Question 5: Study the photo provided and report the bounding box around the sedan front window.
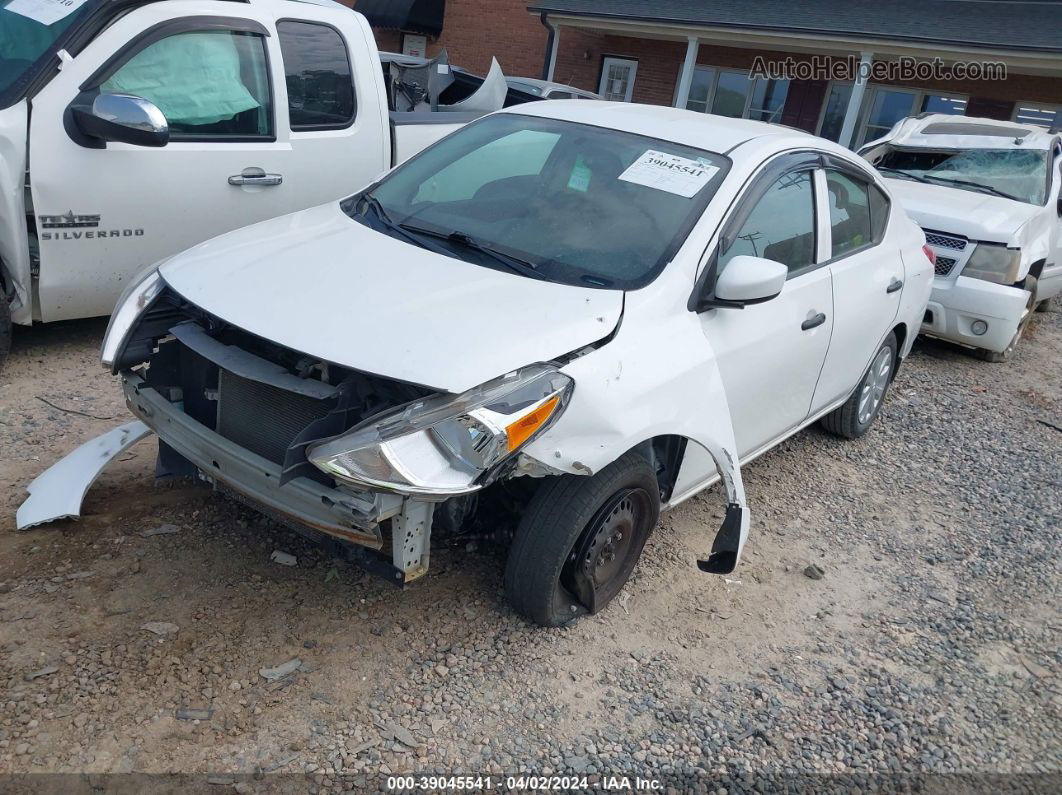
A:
[350,114,730,289]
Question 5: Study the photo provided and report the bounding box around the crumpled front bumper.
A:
[920,275,1028,353]
[122,371,386,550]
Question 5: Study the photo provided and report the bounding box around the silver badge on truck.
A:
[39,210,144,241]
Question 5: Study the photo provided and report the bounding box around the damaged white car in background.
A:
[19,102,932,625]
[861,114,1062,361]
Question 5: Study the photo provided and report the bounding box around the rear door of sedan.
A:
[810,161,903,411]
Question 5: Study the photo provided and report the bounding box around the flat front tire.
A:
[504,452,660,627]
[821,332,897,440]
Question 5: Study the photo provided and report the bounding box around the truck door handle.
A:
[228,168,283,187]
[801,312,827,331]
[886,278,904,294]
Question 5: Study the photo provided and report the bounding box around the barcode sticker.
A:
[618,150,719,197]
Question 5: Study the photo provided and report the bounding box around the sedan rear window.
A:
[351,114,730,289]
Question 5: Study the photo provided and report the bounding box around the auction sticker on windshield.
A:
[618,150,720,198]
[6,0,89,25]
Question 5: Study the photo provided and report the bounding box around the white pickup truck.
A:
[0,0,529,363]
[860,114,1062,361]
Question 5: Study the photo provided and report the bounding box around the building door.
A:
[599,57,638,102]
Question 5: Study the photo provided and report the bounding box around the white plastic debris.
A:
[141,622,179,636]
[270,550,297,567]
[141,524,179,537]
[259,658,302,681]
[17,420,153,530]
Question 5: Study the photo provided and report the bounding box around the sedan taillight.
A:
[922,244,936,266]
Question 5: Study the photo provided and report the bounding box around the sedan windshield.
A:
[349,114,730,289]
[875,145,1049,205]
[0,0,92,105]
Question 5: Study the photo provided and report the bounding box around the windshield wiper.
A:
[920,175,1024,202]
[400,224,546,280]
[354,195,450,254]
[876,166,931,184]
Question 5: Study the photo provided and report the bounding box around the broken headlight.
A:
[308,365,573,497]
[100,265,165,372]
[963,243,1022,285]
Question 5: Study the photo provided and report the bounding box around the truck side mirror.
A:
[72,93,169,148]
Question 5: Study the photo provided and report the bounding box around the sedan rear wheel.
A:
[820,332,897,440]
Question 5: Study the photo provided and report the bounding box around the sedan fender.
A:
[521,309,750,574]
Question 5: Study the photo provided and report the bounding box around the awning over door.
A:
[356,0,446,36]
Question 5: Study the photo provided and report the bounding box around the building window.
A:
[818,83,853,143]
[1013,102,1062,128]
[921,94,967,115]
[818,83,966,145]
[599,57,638,102]
[748,76,789,122]
[685,67,789,123]
[861,87,920,143]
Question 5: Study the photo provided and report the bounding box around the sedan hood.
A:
[884,178,1040,244]
[159,202,623,393]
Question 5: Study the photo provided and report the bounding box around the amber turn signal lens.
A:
[505,395,560,452]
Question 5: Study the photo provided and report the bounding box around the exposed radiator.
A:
[216,369,334,464]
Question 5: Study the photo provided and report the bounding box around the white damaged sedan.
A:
[20,102,932,625]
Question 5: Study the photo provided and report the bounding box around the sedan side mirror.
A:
[72,93,169,147]
[714,255,788,304]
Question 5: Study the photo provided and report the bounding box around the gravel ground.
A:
[0,308,1059,793]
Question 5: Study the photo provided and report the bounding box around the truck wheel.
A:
[0,295,11,370]
[821,332,897,440]
[504,452,660,627]
[977,276,1037,363]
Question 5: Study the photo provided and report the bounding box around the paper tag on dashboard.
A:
[618,150,719,198]
[6,0,89,25]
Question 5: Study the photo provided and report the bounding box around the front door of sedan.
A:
[700,159,834,457]
[810,166,902,411]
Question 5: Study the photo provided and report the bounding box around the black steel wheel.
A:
[504,452,660,626]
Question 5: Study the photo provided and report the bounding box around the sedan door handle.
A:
[801,312,827,331]
[886,278,904,294]
[228,168,283,187]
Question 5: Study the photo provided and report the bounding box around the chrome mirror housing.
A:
[73,93,169,147]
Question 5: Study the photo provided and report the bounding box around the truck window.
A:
[277,20,356,130]
[100,30,272,139]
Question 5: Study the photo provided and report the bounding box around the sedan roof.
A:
[498,100,821,155]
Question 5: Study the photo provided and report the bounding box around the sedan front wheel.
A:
[504,452,660,627]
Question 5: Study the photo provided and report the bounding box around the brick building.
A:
[347,0,1062,148]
